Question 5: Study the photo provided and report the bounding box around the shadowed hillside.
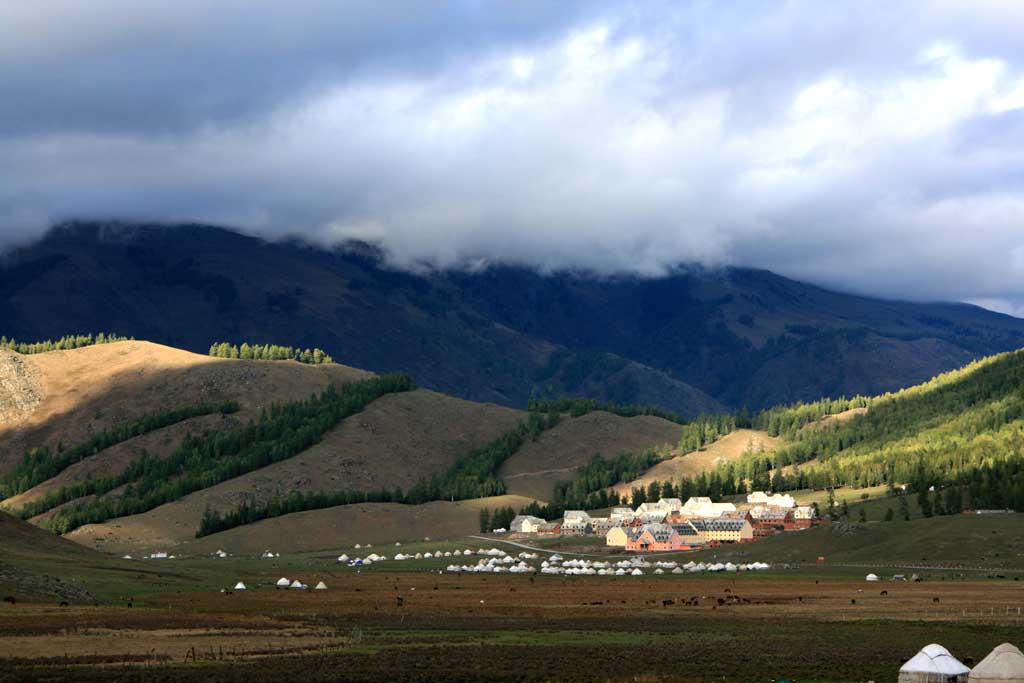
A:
[4,222,1024,413]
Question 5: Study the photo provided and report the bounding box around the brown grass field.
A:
[499,411,682,501]
[0,341,371,477]
[2,570,1023,682]
[612,428,781,496]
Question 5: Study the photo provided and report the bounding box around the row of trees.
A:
[526,397,684,423]
[0,401,239,499]
[1,333,129,355]
[198,487,405,537]
[479,506,518,533]
[40,375,413,534]
[208,342,333,364]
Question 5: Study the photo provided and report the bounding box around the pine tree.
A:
[479,508,491,533]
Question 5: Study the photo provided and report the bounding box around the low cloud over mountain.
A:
[1,2,1023,312]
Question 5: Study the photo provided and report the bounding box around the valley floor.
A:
[2,566,1023,683]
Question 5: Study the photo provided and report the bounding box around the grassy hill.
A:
[611,428,781,498]
[0,340,371,476]
[687,513,1024,572]
[0,511,123,602]
[499,411,682,500]
[0,340,688,554]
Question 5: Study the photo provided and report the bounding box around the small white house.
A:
[510,515,546,534]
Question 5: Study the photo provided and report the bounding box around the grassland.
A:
[3,568,1023,682]
[498,410,681,500]
[5,506,1024,682]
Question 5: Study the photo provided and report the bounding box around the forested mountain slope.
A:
[626,350,1024,513]
[4,221,1024,413]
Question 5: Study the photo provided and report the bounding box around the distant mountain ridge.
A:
[2,221,1023,414]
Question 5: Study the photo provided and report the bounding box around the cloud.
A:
[1,1,1023,312]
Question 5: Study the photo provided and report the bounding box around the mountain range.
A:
[3,221,1024,415]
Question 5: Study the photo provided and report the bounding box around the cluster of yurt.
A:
[274,577,308,589]
[899,644,1024,683]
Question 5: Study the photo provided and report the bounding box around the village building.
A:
[749,507,796,533]
[561,518,592,536]
[681,497,737,518]
[588,517,614,533]
[670,521,702,548]
[747,491,797,508]
[563,510,591,523]
[609,506,636,521]
[792,505,816,528]
[510,515,546,534]
[605,525,637,547]
[637,511,669,524]
[636,497,685,517]
[536,521,561,535]
[625,523,678,552]
[689,517,754,544]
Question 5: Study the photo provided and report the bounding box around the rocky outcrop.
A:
[0,350,40,426]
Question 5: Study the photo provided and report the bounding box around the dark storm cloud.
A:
[1,1,1023,313]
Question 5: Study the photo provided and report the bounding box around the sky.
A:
[1,1,1024,314]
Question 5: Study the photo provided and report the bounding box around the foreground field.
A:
[2,571,1023,683]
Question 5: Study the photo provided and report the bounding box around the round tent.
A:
[866,573,880,582]
[314,581,328,591]
[276,577,291,588]
[899,644,970,683]
[234,582,247,591]
[969,643,1024,683]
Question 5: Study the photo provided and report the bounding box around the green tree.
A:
[479,508,491,533]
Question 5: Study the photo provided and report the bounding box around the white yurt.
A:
[234,582,247,591]
[276,577,291,588]
[969,643,1024,682]
[314,581,328,591]
[866,573,880,582]
[899,644,970,683]
[290,579,305,590]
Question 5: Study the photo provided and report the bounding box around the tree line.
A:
[38,375,413,534]
[526,397,685,423]
[208,342,333,364]
[0,401,240,499]
[1,333,130,355]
